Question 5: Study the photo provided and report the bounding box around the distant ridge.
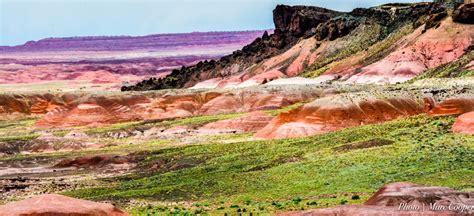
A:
[0,30,270,52]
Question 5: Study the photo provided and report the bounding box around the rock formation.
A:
[254,92,424,139]
[123,2,474,90]
[35,95,147,127]
[0,194,129,216]
[428,97,474,115]
[279,182,474,216]
[122,5,341,90]
[453,3,474,24]
[345,17,473,84]
[0,86,318,127]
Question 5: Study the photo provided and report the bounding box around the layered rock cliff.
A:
[123,2,473,91]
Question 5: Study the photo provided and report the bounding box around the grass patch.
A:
[303,23,383,78]
[410,50,474,81]
[84,113,247,136]
[264,102,305,116]
[303,22,413,78]
[0,133,39,143]
[63,114,473,214]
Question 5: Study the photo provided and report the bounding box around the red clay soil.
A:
[192,37,321,89]
[427,97,474,116]
[198,91,306,115]
[254,95,424,139]
[0,88,313,128]
[0,194,129,216]
[345,18,474,84]
[452,111,474,134]
[199,111,273,133]
[0,93,81,116]
[53,154,130,168]
[279,182,474,216]
[133,92,221,120]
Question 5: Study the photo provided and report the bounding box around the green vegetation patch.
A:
[64,114,473,214]
[85,113,246,136]
[303,23,383,78]
[410,50,474,81]
[264,102,305,116]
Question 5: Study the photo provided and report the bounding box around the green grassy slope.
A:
[63,114,474,215]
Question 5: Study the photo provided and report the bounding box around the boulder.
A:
[0,194,129,216]
[364,182,472,207]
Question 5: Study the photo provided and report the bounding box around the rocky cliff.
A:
[122,5,341,90]
[123,2,473,91]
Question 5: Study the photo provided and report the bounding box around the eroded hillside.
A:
[124,2,474,91]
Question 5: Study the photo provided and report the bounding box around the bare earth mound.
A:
[255,92,424,139]
[199,111,273,134]
[0,194,129,216]
[452,111,474,134]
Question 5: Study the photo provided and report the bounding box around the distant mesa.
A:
[0,30,266,89]
[0,30,267,52]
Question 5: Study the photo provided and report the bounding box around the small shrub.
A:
[292,197,302,204]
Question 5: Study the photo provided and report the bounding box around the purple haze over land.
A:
[0,31,270,52]
[0,30,269,88]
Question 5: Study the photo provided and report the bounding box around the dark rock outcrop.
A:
[314,17,360,41]
[453,3,474,24]
[273,5,341,37]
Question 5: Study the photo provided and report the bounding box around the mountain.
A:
[123,2,473,91]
